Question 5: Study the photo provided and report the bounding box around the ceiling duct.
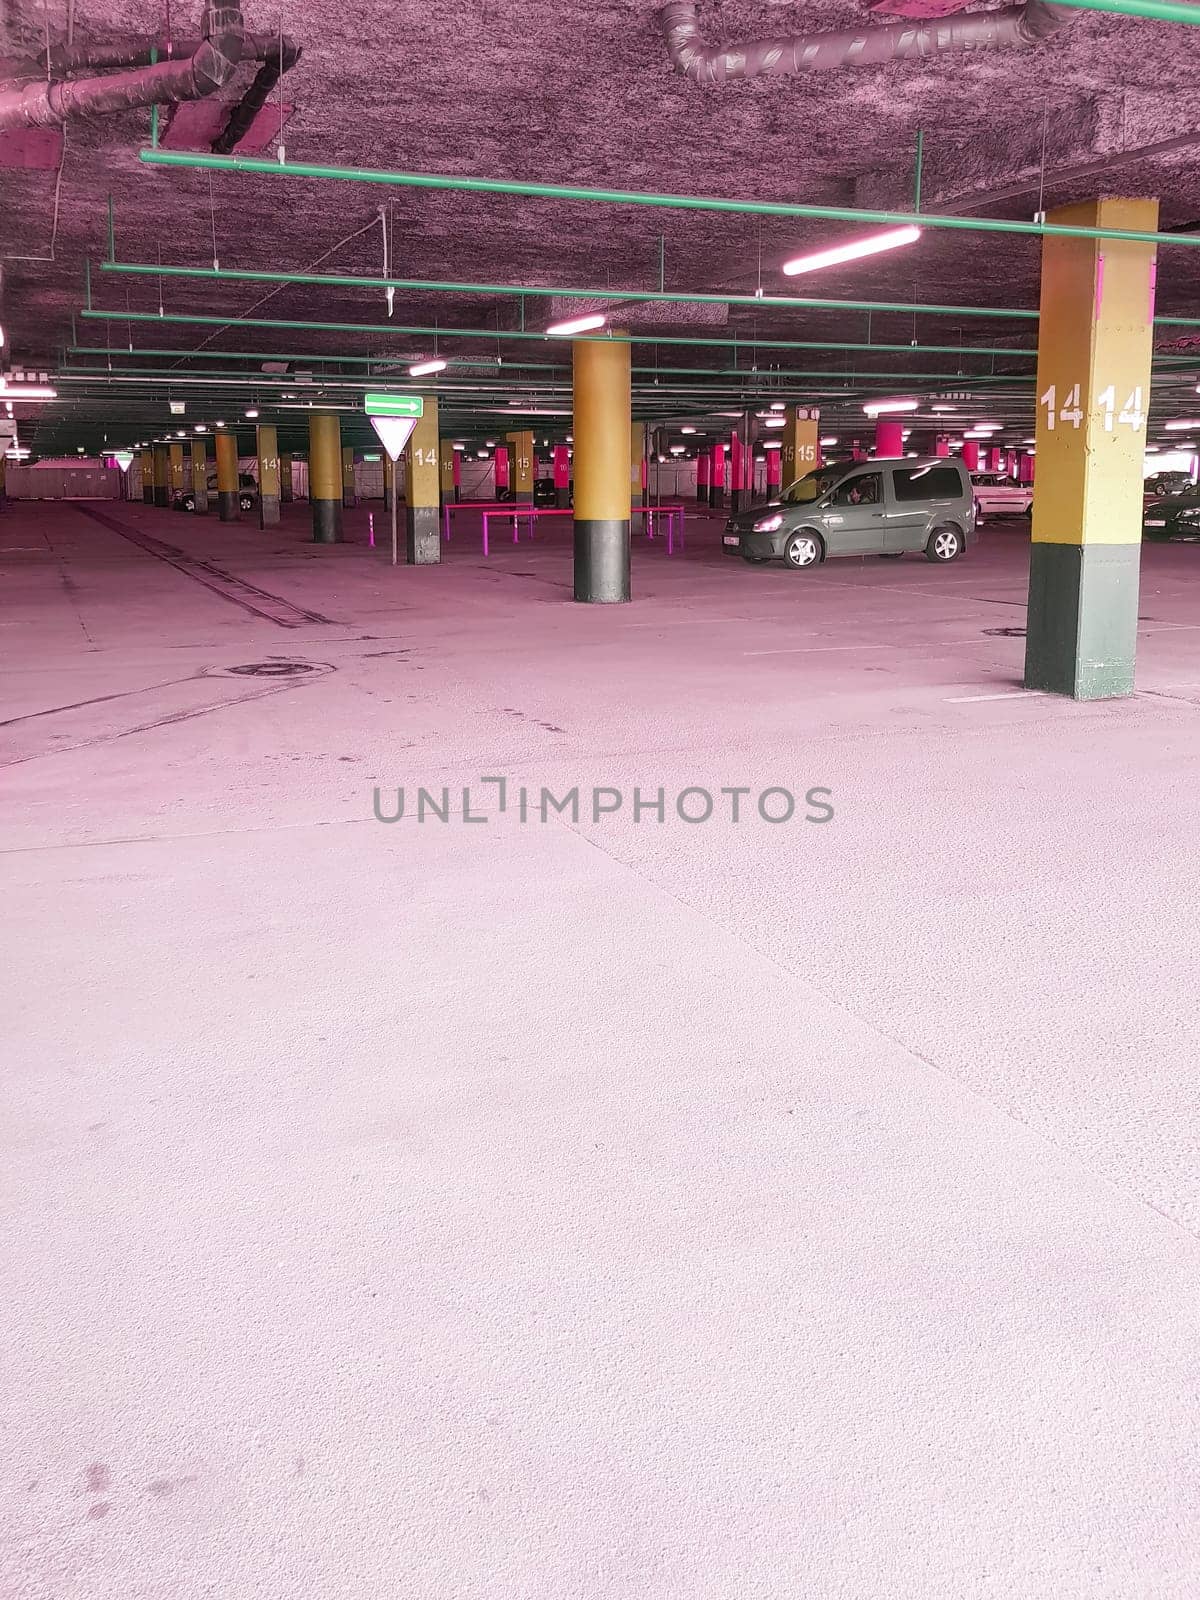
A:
[0,5,300,148]
[657,0,1077,81]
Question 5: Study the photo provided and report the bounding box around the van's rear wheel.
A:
[926,525,964,563]
[783,531,822,569]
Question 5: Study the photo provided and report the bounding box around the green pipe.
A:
[137,149,1200,250]
[100,259,1037,323]
[1054,0,1200,19]
[80,308,1038,357]
[66,348,1030,382]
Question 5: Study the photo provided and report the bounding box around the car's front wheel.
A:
[239,493,254,511]
[926,525,964,563]
[181,494,195,513]
[783,530,822,570]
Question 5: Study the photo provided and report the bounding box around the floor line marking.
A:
[944,689,1048,702]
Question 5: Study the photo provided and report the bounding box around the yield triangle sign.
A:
[370,415,418,460]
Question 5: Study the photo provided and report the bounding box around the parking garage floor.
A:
[4,501,1200,1599]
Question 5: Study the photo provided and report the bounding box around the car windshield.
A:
[780,465,846,504]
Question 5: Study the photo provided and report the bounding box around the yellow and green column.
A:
[439,441,457,505]
[214,430,240,521]
[341,443,356,509]
[572,333,631,603]
[506,430,534,505]
[140,447,154,504]
[1024,197,1158,700]
[405,397,441,564]
[279,451,293,504]
[152,443,170,507]
[780,407,821,491]
[309,414,343,543]
[257,424,281,528]
[631,420,648,512]
[168,443,186,507]
[190,438,209,514]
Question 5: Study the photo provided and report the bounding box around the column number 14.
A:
[1039,384,1144,432]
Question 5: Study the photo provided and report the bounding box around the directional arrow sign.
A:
[364,392,423,419]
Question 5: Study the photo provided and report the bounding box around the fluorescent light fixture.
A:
[680,425,696,434]
[194,423,207,432]
[782,224,921,278]
[770,402,786,411]
[931,405,957,413]
[408,358,447,377]
[863,397,919,416]
[169,400,185,415]
[452,442,465,451]
[477,450,489,458]
[973,422,1002,432]
[245,408,259,418]
[762,439,782,450]
[1163,418,1200,430]
[0,381,57,400]
[820,436,838,446]
[0,324,4,347]
[761,416,785,428]
[545,312,607,338]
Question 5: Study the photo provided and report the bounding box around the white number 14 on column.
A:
[1040,384,1144,432]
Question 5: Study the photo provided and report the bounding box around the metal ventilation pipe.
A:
[0,4,296,137]
[658,0,1077,82]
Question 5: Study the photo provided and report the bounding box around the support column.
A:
[140,448,154,503]
[280,452,293,503]
[0,450,6,511]
[765,445,782,497]
[214,431,239,521]
[553,444,571,507]
[190,439,209,514]
[709,442,725,510]
[696,448,710,507]
[152,444,170,507]
[572,333,631,604]
[439,442,456,506]
[506,430,534,505]
[309,414,343,543]
[341,445,356,509]
[1019,453,1036,485]
[630,421,647,513]
[1025,197,1157,700]
[405,397,440,564]
[452,447,462,502]
[874,420,904,457]
[935,435,951,458]
[962,440,981,472]
[257,424,281,527]
[729,430,745,515]
[494,446,510,500]
[780,407,820,490]
[168,443,186,506]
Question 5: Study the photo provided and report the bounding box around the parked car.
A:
[1143,492,1200,541]
[532,477,570,507]
[173,471,257,513]
[971,472,1033,519]
[722,457,975,568]
[1145,470,1193,498]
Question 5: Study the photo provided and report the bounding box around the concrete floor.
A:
[3,499,1199,1599]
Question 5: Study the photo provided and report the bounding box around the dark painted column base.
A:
[406,504,441,564]
[556,487,571,508]
[142,489,154,505]
[730,489,745,514]
[342,488,356,510]
[259,495,281,529]
[218,492,239,523]
[312,498,343,544]
[574,518,631,603]
[710,488,724,510]
[1024,540,1141,700]
[280,483,293,505]
[153,488,169,508]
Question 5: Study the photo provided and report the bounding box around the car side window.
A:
[831,473,882,507]
[894,466,965,501]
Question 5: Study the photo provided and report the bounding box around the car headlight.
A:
[1178,507,1200,519]
[753,513,784,532]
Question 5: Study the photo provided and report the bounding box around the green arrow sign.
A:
[364,392,423,418]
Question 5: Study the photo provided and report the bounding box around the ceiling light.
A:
[863,397,919,416]
[215,420,226,427]
[245,408,259,418]
[782,224,921,278]
[762,439,782,450]
[545,312,607,338]
[0,324,5,347]
[175,430,186,437]
[973,422,1002,432]
[1163,418,1200,430]
[408,358,447,377]
[820,436,838,446]
[931,405,957,413]
[770,402,786,411]
[680,425,696,434]
[194,423,207,432]
[0,381,57,400]
[761,416,785,428]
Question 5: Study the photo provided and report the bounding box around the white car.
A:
[971,473,1033,519]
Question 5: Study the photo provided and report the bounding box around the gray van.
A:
[722,456,975,569]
